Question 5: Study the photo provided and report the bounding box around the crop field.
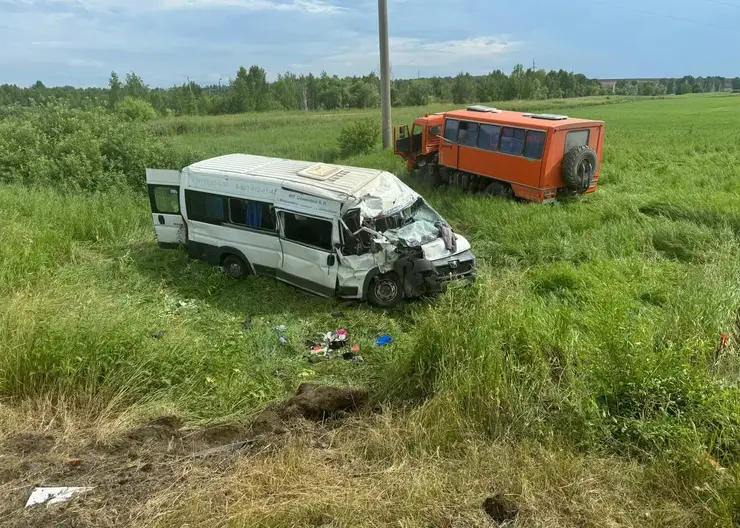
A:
[2,93,740,527]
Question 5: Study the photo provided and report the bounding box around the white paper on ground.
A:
[25,486,95,507]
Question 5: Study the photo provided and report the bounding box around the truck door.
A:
[394,125,411,155]
[276,210,339,298]
[146,169,185,248]
[439,118,460,169]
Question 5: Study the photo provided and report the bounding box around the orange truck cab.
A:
[394,106,605,203]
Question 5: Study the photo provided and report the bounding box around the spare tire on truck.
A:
[562,145,598,193]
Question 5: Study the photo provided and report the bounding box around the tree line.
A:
[2,65,739,118]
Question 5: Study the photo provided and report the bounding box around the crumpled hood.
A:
[422,233,472,261]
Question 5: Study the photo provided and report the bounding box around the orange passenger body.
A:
[394,106,605,203]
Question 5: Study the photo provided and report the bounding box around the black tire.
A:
[430,164,442,189]
[484,180,514,199]
[368,272,403,308]
[562,145,598,192]
[222,254,249,279]
[418,162,430,187]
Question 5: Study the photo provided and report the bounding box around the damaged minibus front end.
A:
[337,172,476,308]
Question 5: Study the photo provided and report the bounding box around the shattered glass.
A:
[384,219,440,247]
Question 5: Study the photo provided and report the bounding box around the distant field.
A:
[2,93,740,527]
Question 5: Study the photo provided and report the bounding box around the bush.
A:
[115,96,157,122]
[0,104,202,192]
[337,118,380,158]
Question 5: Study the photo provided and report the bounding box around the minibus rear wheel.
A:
[222,255,248,279]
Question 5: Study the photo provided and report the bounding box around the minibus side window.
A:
[281,212,333,251]
[229,198,275,231]
[185,190,226,224]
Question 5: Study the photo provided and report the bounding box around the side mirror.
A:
[327,254,336,267]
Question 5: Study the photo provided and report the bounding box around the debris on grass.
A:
[273,325,287,333]
[331,312,345,319]
[279,336,288,345]
[26,486,95,507]
[242,316,253,331]
[375,334,392,346]
[151,330,165,339]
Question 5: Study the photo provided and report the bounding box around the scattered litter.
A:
[26,487,95,507]
[331,312,345,319]
[242,317,253,331]
[279,337,288,345]
[304,329,366,364]
[273,325,288,333]
[342,352,365,362]
[325,329,348,350]
[151,331,164,339]
[175,299,196,309]
[62,457,83,466]
[375,334,393,346]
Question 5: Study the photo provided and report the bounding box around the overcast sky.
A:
[1,0,738,87]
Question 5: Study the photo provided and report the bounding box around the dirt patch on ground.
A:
[4,433,55,455]
[0,384,367,527]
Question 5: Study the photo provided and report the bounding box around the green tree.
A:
[108,72,122,111]
[452,72,475,104]
[123,72,148,100]
[115,97,157,121]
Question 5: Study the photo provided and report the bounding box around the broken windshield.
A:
[377,198,445,247]
[374,197,442,232]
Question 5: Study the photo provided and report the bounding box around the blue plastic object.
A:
[375,335,392,346]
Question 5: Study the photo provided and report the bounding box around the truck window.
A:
[443,119,459,142]
[458,121,478,147]
[523,130,546,160]
[477,124,501,151]
[429,125,441,136]
[229,198,275,231]
[500,127,526,155]
[151,186,180,214]
[185,190,226,224]
[565,129,590,152]
[281,212,333,251]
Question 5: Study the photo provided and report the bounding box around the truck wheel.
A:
[484,181,514,199]
[222,254,248,279]
[562,145,598,192]
[368,272,402,308]
[418,163,430,186]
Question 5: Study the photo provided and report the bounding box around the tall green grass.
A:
[1,95,740,519]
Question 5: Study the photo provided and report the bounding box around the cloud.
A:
[321,35,521,73]
[65,57,106,67]
[2,0,348,14]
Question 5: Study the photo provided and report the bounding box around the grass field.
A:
[2,93,740,527]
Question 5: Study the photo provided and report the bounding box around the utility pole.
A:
[378,0,392,149]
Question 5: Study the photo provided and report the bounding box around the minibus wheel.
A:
[368,272,402,308]
[222,255,248,279]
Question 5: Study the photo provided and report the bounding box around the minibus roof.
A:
[184,153,419,217]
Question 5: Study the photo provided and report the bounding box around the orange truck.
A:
[393,106,605,203]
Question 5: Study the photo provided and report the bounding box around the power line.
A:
[588,0,738,30]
